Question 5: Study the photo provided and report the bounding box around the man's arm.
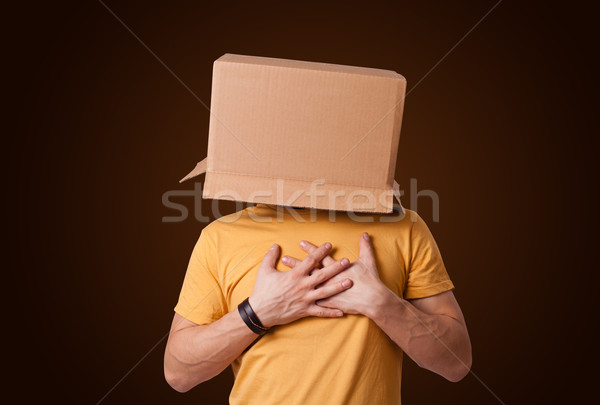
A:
[283,234,472,382]
[164,242,353,392]
[366,289,472,382]
[164,312,258,392]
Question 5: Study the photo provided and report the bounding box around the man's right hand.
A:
[249,242,353,328]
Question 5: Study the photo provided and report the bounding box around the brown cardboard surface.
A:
[203,171,394,212]
[181,54,407,213]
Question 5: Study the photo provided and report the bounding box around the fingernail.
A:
[336,311,344,317]
[282,256,289,263]
[270,244,277,250]
[324,242,332,249]
[300,240,306,247]
[342,279,351,288]
[340,258,349,266]
[363,232,369,240]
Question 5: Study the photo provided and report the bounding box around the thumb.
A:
[260,244,280,271]
[359,233,375,263]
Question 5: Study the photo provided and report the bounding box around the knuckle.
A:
[299,281,313,295]
[292,284,305,295]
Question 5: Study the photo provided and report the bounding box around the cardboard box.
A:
[180,54,406,213]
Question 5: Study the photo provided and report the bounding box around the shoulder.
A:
[200,206,256,239]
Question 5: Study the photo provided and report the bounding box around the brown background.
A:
[8,0,597,404]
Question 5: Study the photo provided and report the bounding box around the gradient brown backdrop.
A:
[8,1,597,404]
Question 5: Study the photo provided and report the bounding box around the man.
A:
[164,204,472,404]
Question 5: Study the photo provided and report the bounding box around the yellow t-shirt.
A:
[174,204,454,405]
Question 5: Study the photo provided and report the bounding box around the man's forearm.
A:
[366,288,472,382]
[164,310,257,392]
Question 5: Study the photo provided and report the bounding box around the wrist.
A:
[248,296,274,329]
[365,285,403,323]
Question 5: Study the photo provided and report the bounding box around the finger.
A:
[281,255,302,268]
[260,244,279,271]
[283,255,320,276]
[299,240,336,266]
[306,304,343,318]
[310,258,350,285]
[359,232,375,264]
[315,298,334,308]
[309,278,352,301]
[295,242,332,275]
[313,274,342,289]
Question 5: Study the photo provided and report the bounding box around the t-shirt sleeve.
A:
[174,228,228,325]
[404,214,455,300]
